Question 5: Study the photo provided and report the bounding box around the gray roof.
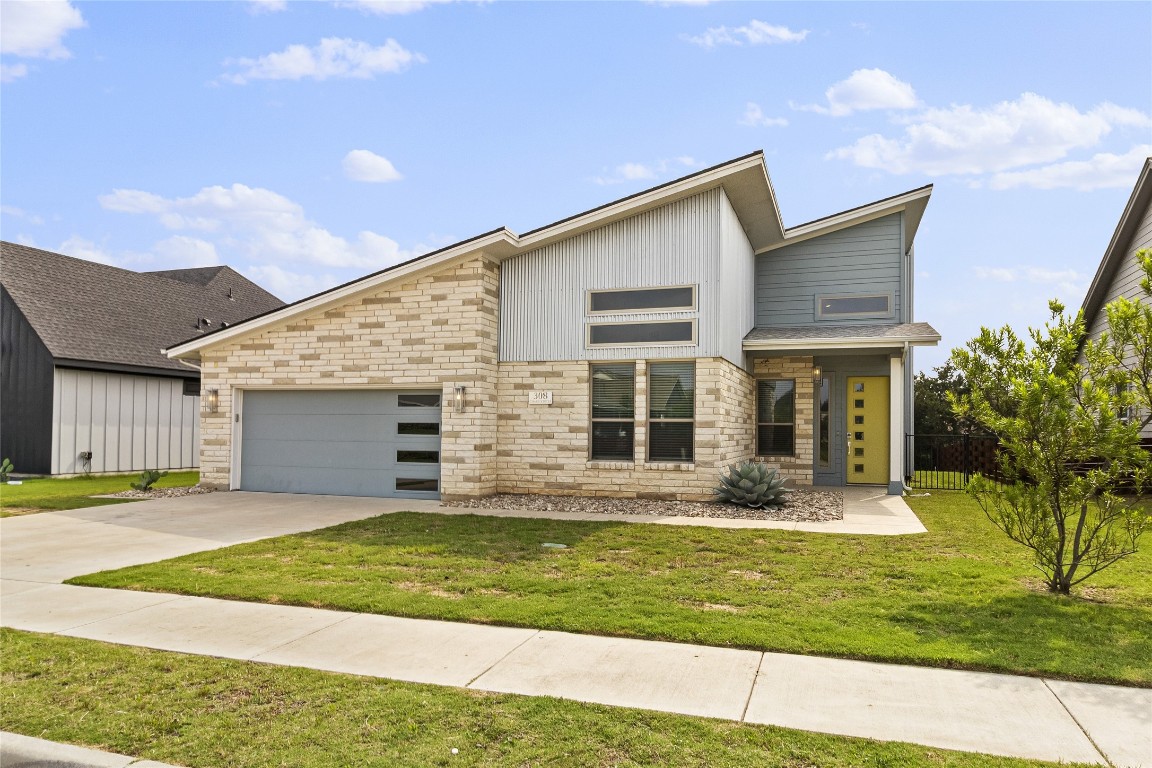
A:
[0,242,284,374]
[744,322,940,346]
[1081,157,1152,325]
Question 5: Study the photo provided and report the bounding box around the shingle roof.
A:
[0,242,284,374]
[744,322,940,345]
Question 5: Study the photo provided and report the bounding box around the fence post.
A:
[962,433,970,488]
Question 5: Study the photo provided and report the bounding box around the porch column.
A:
[888,354,904,495]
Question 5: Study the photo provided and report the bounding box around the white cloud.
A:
[222,37,424,84]
[685,20,808,48]
[1,62,28,82]
[58,236,115,266]
[739,102,788,128]
[243,264,341,302]
[973,265,1085,295]
[99,182,420,270]
[988,144,1152,191]
[153,236,220,268]
[795,68,918,117]
[1,204,44,225]
[828,93,1152,176]
[343,150,403,182]
[0,0,84,59]
[247,0,287,13]
[335,0,455,14]
[592,156,699,185]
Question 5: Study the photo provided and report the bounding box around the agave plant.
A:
[714,461,790,509]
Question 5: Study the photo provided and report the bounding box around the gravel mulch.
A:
[444,487,843,522]
[102,486,216,500]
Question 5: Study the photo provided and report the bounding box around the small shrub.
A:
[714,461,790,509]
[131,469,168,492]
[0,457,13,483]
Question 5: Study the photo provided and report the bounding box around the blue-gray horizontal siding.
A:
[756,213,904,327]
[501,188,749,365]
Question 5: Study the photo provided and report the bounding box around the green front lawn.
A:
[0,471,200,515]
[0,629,1087,768]
[71,491,1152,686]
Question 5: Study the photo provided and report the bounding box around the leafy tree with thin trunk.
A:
[950,250,1152,594]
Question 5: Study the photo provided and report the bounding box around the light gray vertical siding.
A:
[501,188,753,366]
[51,369,200,474]
[756,213,904,327]
[718,189,756,367]
[1086,197,1152,437]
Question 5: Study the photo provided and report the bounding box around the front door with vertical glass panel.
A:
[846,376,889,485]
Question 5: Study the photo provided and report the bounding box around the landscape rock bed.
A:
[103,486,216,500]
[445,487,843,522]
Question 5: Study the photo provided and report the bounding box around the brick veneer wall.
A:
[197,255,500,498]
[752,355,815,484]
[496,357,755,501]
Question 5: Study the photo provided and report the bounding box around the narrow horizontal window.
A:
[757,379,795,456]
[591,363,635,461]
[817,294,892,320]
[588,321,694,346]
[397,450,439,463]
[398,422,439,436]
[182,379,199,397]
[396,478,438,492]
[398,394,440,408]
[649,361,694,462]
[589,286,695,314]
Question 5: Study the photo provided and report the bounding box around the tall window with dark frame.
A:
[757,379,795,456]
[648,362,695,462]
[590,364,635,461]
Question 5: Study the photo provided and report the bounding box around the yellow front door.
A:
[846,376,889,485]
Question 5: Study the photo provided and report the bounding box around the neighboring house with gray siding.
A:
[0,242,283,475]
[167,151,939,501]
[1080,156,1152,437]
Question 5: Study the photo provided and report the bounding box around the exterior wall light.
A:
[812,366,822,382]
[453,385,467,413]
[204,388,219,413]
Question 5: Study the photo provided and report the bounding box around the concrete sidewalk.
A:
[3,579,1149,767]
[2,493,1147,767]
[0,731,184,768]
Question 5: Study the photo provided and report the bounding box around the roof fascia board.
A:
[54,358,198,379]
[1080,158,1152,320]
[166,230,516,359]
[756,187,932,255]
[517,155,771,251]
[742,335,940,351]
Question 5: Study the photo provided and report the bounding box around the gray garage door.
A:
[239,390,441,499]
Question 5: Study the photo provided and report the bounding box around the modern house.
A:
[1080,156,1152,437]
[0,242,283,475]
[166,151,940,501]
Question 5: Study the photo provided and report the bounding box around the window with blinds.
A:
[757,379,795,456]
[648,362,694,462]
[590,363,635,460]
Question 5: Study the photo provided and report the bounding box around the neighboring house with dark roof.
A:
[1080,156,1152,437]
[0,242,283,475]
[166,151,940,501]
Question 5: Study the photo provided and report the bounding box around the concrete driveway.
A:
[1,491,443,584]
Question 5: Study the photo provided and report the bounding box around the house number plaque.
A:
[528,391,553,405]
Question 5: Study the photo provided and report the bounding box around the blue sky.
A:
[2,0,1150,372]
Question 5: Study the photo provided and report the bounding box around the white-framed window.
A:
[816,293,893,320]
[587,285,696,315]
[586,319,696,347]
[648,361,694,462]
[757,379,795,456]
[590,363,635,460]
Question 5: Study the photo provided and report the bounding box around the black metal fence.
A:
[907,433,1003,490]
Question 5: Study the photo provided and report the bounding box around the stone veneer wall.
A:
[752,355,815,484]
[197,255,500,498]
[496,357,755,500]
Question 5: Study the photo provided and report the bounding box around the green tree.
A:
[950,250,1152,594]
[913,362,974,435]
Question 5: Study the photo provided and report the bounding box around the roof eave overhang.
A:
[756,185,933,256]
[742,335,941,352]
[1080,158,1152,322]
